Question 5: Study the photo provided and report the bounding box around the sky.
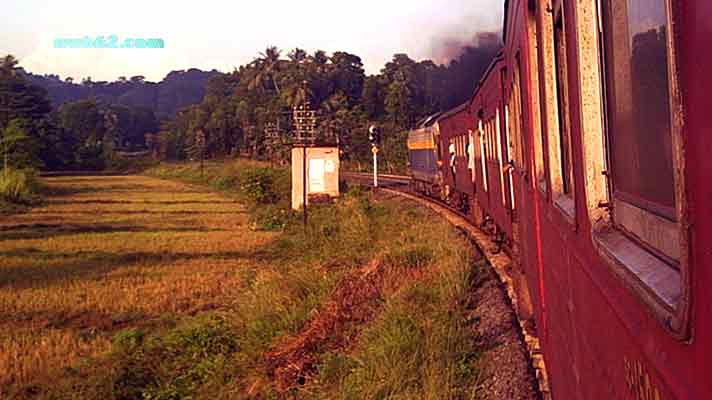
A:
[0,0,503,82]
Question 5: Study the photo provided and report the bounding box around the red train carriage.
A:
[435,102,475,212]
[428,0,712,398]
[501,0,711,399]
[469,55,518,244]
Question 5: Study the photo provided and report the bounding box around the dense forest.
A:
[23,68,220,120]
[158,32,501,170]
[0,33,500,202]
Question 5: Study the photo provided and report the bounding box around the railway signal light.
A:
[368,125,380,188]
[368,125,380,146]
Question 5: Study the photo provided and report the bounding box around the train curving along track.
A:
[343,171,551,400]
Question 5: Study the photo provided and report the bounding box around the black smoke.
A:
[431,32,503,110]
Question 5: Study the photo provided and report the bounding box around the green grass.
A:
[142,161,486,399]
[311,239,483,400]
[0,168,42,206]
[145,159,294,231]
[2,161,487,399]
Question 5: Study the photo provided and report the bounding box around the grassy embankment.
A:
[1,159,485,399]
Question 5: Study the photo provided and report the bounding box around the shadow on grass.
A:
[40,185,101,197]
[46,200,240,205]
[0,307,159,334]
[18,210,247,215]
[0,224,229,242]
[0,246,266,290]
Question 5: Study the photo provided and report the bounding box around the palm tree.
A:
[288,48,307,63]
[283,80,313,109]
[250,46,282,94]
[0,55,19,78]
[310,50,328,67]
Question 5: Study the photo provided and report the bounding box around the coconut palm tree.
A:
[249,46,282,95]
[288,48,307,64]
[0,55,19,78]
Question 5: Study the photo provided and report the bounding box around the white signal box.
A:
[291,146,340,210]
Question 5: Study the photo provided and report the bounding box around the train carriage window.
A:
[495,109,507,207]
[600,0,679,261]
[576,0,688,337]
[487,121,492,161]
[552,6,576,218]
[460,135,465,157]
[463,134,467,158]
[468,129,475,174]
[514,55,529,180]
[525,7,546,194]
[504,104,516,210]
[478,119,489,193]
[464,133,470,170]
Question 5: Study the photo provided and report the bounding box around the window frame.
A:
[525,8,547,196]
[575,0,690,340]
[478,119,489,193]
[495,108,507,207]
[550,4,577,221]
[503,102,516,211]
[468,129,476,175]
[598,0,682,265]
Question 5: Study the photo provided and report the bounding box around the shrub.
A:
[111,328,146,350]
[239,167,279,204]
[250,203,297,231]
[99,315,239,400]
[165,315,238,357]
[210,175,238,191]
[0,168,40,204]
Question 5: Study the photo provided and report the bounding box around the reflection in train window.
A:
[600,0,679,262]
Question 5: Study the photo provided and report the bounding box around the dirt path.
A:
[0,175,275,393]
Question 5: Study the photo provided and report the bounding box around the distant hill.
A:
[20,68,222,119]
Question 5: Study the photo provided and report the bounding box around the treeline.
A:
[157,37,500,171]
[0,55,159,173]
[1,34,501,180]
[23,68,220,120]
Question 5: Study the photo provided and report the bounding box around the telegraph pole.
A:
[293,82,317,228]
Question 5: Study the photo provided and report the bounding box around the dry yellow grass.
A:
[0,175,276,392]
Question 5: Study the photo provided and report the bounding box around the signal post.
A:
[369,125,380,189]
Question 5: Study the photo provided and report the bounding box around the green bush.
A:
[210,175,238,191]
[250,203,297,231]
[111,328,146,350]
[239,167,279,204]
[99,315,239,400]
[0,168,40,204]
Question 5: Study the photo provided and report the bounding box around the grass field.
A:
[0,175,276,396]
[0,163,520,399]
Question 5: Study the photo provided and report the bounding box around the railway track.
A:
[343,171,552,400]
